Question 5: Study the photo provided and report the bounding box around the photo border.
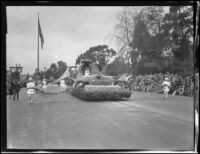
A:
[1,1,199,153]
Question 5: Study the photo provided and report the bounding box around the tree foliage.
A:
[112,6,193,75]
[54,61,67,79]
[32,60,67,81]
[105,56,130,76]
[76,45,116,71]
[162,6,193,61]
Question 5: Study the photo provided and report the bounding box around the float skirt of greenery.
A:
[72,84,131,101]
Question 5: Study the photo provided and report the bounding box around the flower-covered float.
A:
[71,59,132,101]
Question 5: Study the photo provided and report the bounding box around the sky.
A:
[6,6,122,74]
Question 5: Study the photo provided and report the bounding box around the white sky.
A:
[6,6,122,74]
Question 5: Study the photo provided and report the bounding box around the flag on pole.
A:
[38,16,44,49]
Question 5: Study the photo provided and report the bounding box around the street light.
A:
[9,67,16,73]
[9,64,23,80]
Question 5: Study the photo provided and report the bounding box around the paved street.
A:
[7,88,194,150]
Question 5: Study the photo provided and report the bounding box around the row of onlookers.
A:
[130,72,198,97]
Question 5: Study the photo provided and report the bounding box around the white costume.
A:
[27,81,35,95]
[163,78,171,99]
[60,80,67,90]
[163,80,171,92]
[42,79,47,91]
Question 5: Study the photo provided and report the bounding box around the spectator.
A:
[13,80,21,100]
[41,79,47,93]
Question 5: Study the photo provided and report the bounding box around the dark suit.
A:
[13,82,21,100]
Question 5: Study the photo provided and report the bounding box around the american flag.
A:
[38,17,44,49]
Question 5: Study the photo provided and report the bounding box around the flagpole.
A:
[37,12,39,72]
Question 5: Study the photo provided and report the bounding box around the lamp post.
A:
[9,64,23,81]
[9,64,23,73]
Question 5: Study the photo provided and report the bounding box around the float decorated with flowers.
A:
[71,59,132,101]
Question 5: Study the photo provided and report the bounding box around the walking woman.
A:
[163,77,171,99]
[26,78,35,103]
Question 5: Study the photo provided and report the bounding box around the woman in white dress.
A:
[27,78,35,103]
[163,77,171,99]
[60,79,67,91]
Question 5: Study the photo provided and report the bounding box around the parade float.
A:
[70,59,132,101]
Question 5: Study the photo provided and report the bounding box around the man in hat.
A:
[26,78,35,103]
[163,77,171,99]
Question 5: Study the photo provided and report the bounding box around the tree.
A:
[113,7,165,77]
[54,61,67,79]
[57,61,67,72]
[141,6,166,59]
[113,6,193,76]
[142,6,165,35]
[32,69,44,81]
[105,56,130,76]
[48,63,57,79]
[113,7,143,60]
[162,6,193,61]
[159,6,194,74]
[50,63,57,73]
[131,14,169,75]
[130,16,154,76]
[75,45,116,71]
[45,69,54,80]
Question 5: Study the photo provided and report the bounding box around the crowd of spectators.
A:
[131,72,196,97]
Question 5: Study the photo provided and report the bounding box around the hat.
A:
[165,77,169,81]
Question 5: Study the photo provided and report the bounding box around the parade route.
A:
[7,88,194,150]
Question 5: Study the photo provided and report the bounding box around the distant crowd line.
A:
[130,72,198,97]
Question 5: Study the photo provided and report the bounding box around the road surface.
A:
[7,88,194,150]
